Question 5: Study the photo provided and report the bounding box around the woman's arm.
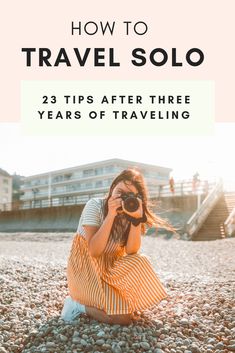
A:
[84,195,121,258]
[125,223,142,255]
[84,213,116,258]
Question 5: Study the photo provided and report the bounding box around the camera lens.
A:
[124,195,139,212]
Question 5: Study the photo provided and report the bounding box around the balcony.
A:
[20,170,119,190]
[20,184,109,200]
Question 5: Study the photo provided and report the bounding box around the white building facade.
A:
[20,159,171,209]
[0,168,12,211]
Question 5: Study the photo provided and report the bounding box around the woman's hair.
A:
[103,168,175,237]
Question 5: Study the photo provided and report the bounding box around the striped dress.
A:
[67,197,168,315]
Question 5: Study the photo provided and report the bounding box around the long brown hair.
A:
[103,168,175,237]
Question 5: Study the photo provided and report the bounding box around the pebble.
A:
[0,233,234,353]
[111,343,122,353]
[46,341,56,348]
[180,318,189,326]
[59,334,68,342]
[97,330,105,337]
[0,348,8,353]
[72,337,81,343]
[96,339,105,345]
[140,341,151,349]
[190,344,201,353]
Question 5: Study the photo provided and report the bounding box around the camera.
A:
[117,192,142,213]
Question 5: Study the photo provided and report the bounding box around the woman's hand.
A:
[107,195,122,217]
[121,197,143,219]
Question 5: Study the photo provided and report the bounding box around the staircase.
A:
[192,192,235,241]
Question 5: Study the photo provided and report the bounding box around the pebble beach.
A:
[0,232,234,353]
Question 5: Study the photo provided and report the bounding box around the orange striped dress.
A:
[67,197,168,315]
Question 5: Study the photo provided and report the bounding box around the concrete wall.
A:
[0,195,205,233]
[0,205,83,232]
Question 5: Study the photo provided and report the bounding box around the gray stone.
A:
[140,341,151,350]
[119,341,126,347]
[59,334,68,342]
[80,338,88,346]
[190,344,201,353]
[111,343,122,353]
[215,342,224,349]
[97,330,105,337]
[112,325,121,330]
[46,342,56,348]
[207,338,216,344]
[154,320,164,328]
[102,344,112,350]
[96,339,105,345]
[203,304,211,310]
[0,348,8,353]
[72,337,81,344]
[73,330,80,337]
[180,318,189,326]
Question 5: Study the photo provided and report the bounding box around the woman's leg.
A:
[85,305,134,325]
[85,306,112,324]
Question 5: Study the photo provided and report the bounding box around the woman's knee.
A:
[127,253,150,267]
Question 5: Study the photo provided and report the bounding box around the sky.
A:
[0,123,233,183]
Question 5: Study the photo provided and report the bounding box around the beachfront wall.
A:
[0,196,201,233]
[0,205,84,232]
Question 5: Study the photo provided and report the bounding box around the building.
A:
[0,168,12,211]
[20,158,172,209]
[12,173,25,202]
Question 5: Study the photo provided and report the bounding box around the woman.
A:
[61,168,174,325]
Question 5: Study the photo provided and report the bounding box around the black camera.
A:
[118,192,142,213]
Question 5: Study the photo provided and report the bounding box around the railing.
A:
[20,185,109,200]
[184,178,224,239]
[157,179,216,198]
[0,178,220,212]
[224,207,235,237]
[0,196,93,211]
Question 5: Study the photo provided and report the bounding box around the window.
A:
[64,196,75,205]
[78,195,89,202]
[64,173,72,180]
[32,179,40,186]
[52,175,64,183]
[103,179,112,186]
[66,185,77,192]
[95,167,103,175]
[52,198,60,206]
[3,179,9,184]
[73,171,83,178]
[83,169,94,177]
[105,165,114,173]
[93,193,105,198]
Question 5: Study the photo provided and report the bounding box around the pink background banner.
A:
[1,0,234,123]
